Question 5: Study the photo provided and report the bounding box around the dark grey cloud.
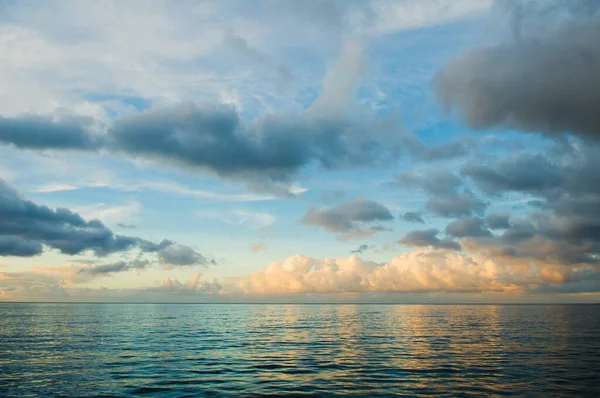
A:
[399,228,461,251]
[0,236,43,257]
[486,212,511,230]
[395,170,487,217]
[159,243,211,267]
[436,0,600,140]
[0,178,209,264]
[351,244,369,254]
[445,217,492,238]
[455,140,600,265]
[0,114,100,150]
[0,178,143,256]
[461,153,564,197]
[400,211,425,224]
[462,147,600,201]
[302,198,394,233]
[81,259,150,275]
[0,102,402,195]
[426,192,487,218]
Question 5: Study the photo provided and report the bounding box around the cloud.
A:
[0,178,208,265]
[399,229,461,251]
[369,0,492,35]
[308,38,365,115]
[240,245,588,295]
[450,139,600,267]
[0,38,403,195]
[435,0,600,140]
[351,244,369,254]
[486,212,511,230]
[302,198,394,237]
[225,32,292,82]
[161,273,221,293]
[445,217,493,238]
[80,259,149,275]
[250,241,266,253]
[400,211,425,224]
[395,170,487,217]
[197,210,276,229]
[0,177,145,256]
[461,153,564,197]
[159,243,212,269]
[73,200,141,223]
[117,223,136,229]
[0,113,101,150]
[0,102,399,198]
[0,236,43,257]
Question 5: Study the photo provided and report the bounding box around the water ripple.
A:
[0,304,599,397]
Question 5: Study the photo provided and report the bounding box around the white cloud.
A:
[161,273,221,293]
[30,178,276,202]
[240,243,587,295]
[72,200,141,223]
[368,0,492,35]
[0,0,493,118]
[196,210,276,229]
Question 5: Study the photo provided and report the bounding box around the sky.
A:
[1,0,599,303]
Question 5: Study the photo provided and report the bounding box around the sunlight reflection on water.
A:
[0,304,599,397]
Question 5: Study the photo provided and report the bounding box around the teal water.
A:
[0,304,598,397]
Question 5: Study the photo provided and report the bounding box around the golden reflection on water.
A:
[1,304,599,397]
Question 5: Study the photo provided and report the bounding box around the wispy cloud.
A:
[196,210,276,230]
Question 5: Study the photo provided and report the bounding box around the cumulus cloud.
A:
[445,217,492,238]
[0,98,400,198]
[0,114,101,150]
[0,39,404,195]
[0,178,209,265]
[0,178,147,257]
[158,243,212,269]
[240,247,591,295]
[458,143,600,266]
[486,212,511,230]
[436,0,600,140]
[0,265,221,301]
[161,273,221,293]
[399,228,461,250]
[302,198,394,238]
[400,211,425,224]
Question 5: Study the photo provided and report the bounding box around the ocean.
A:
[1,304,598,397]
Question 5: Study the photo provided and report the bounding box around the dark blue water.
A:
[0,304,598,397]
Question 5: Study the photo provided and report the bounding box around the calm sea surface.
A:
[0,304,599,397]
